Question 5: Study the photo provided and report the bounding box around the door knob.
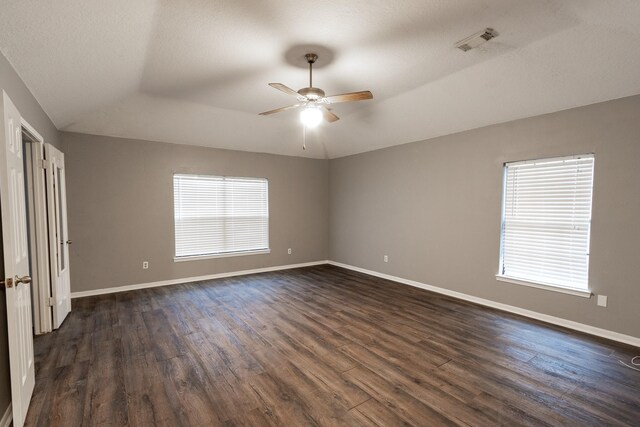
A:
[15,276,31,285]
[0,276,28,288]
[66,240,72,245]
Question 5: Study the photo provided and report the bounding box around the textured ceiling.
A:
[1,0,640,158]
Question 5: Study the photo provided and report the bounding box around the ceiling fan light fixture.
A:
[300,106,323,128]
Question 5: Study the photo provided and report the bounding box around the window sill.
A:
[495,275,592,298]
[174,248,271,262]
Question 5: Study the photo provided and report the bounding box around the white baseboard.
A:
[70,260,329,298]
[327,260,640,348]
[1,403,11,427]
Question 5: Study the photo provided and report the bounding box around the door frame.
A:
[21,120,52,334]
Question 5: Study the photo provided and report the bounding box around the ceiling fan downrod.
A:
[305,53,317,87]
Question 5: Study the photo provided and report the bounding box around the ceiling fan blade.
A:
[269,83,302,98]
[322,107,340,123]
[259,103,302,116]
[325,90,373,104]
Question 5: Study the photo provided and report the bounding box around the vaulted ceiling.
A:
[1,0,640,158]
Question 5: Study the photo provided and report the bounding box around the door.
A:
[24,133,53,335]
[45,143,71,328]
[0,91,35,427]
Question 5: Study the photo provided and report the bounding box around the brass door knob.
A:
[15,276,31,285]
[1,276,31,289]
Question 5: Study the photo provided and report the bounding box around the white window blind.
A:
[499,155,594,291]
[174,174,269,258]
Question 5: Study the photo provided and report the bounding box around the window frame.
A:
[173,173,270,262]
[496,154,594,298]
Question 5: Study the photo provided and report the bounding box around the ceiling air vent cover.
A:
[455,28,498,52]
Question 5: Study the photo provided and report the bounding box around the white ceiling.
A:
[1,0,640,158]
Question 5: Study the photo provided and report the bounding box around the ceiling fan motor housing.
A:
[298,87,326,100]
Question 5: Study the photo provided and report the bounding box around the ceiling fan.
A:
[259,53,373,127]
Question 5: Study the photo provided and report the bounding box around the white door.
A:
[24,138,53,335]
[45,143,71,328]
[0,91,35,427]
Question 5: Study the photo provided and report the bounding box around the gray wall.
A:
[0,52,60,149]
[0,50,62,413]
[63,96,640,339]
[61,132,329,293]
[329,94,640,339]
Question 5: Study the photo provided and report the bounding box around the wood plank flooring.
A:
[25,265,640,426]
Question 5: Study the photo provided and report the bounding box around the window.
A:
[173,174,269,259]
[498,154,594,294]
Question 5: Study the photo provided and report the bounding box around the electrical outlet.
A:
[142,261,149,270]
[383,255,389,263]
[287,248,292,255]
[597,295,607,307]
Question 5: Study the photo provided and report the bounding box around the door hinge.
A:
[41,159,48,169]
[48,297,55,306]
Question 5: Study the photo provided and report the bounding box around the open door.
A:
[44,143,71,328]
[24,132,53,335]
[0,91,35,427]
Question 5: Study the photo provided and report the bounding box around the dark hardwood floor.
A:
[25,265,640,426]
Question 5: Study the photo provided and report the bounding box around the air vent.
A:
[455,28,498,52]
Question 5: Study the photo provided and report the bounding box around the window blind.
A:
[174,174,269,258]
[499,155,594,290]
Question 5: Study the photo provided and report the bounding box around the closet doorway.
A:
[23,136,71,334]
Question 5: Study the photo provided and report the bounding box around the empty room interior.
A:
[1,1,640,426]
